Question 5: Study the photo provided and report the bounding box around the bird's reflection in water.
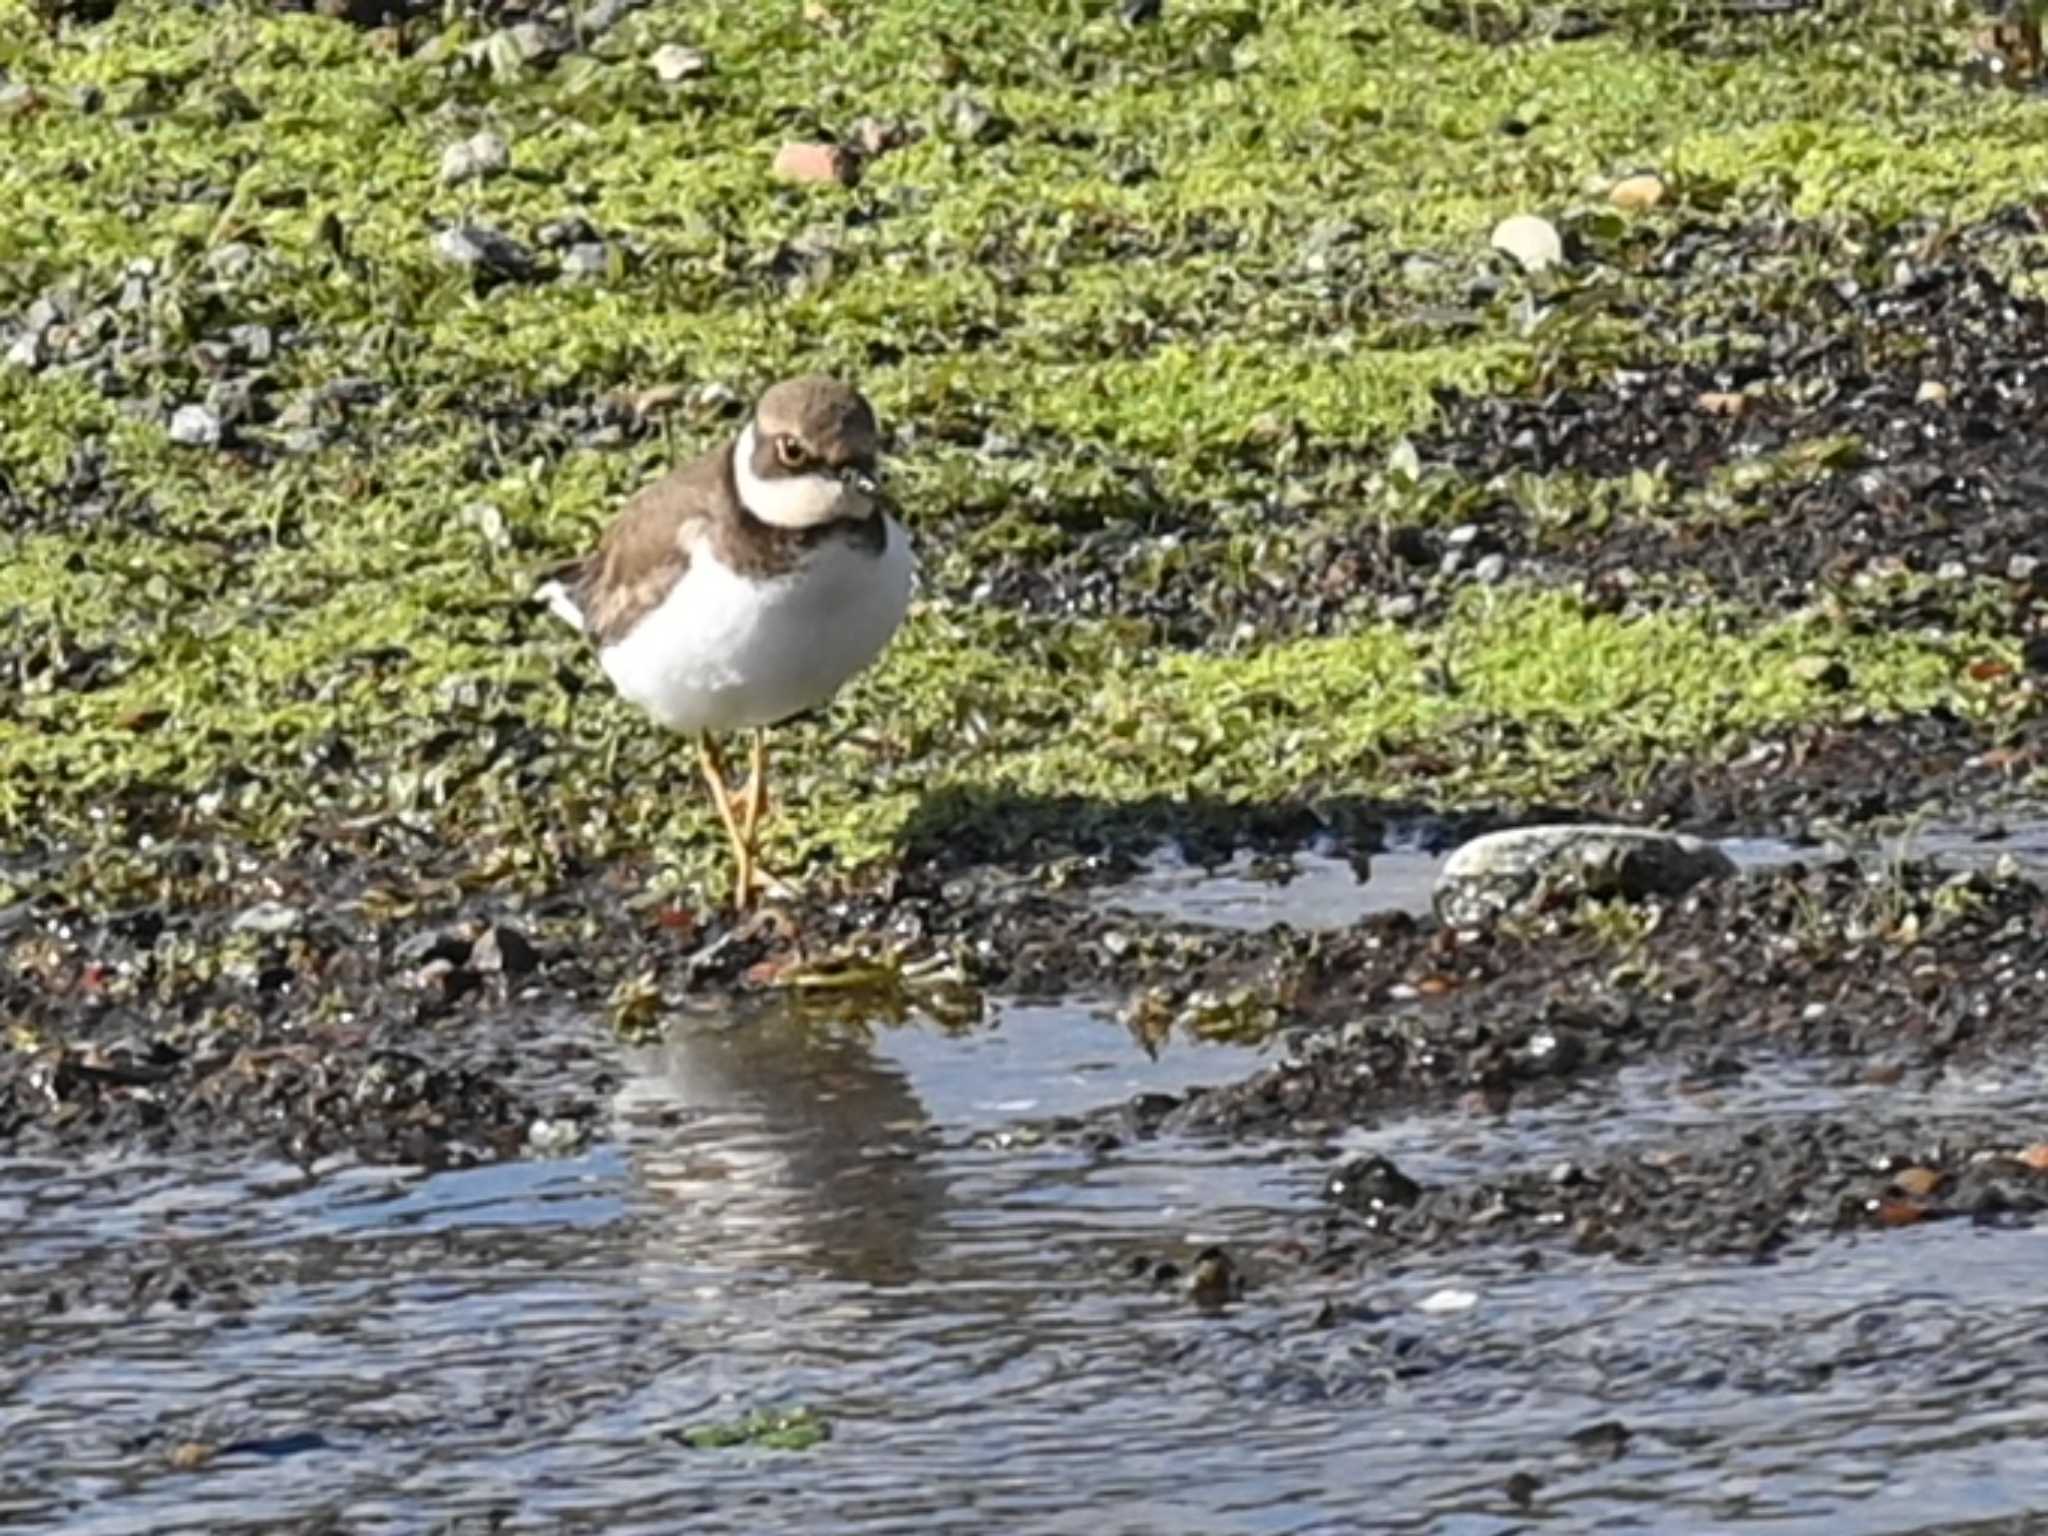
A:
[611,997,956,1290]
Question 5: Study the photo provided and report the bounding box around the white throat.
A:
[734,422,866,529]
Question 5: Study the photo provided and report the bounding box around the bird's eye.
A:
[774,435,808,470]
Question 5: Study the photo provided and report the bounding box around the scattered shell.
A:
[1490,213,1564,274]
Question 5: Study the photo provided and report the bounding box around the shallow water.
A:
[13,845,2048,1533]
[1111,818,2048,932]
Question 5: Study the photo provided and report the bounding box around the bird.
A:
[537,374,916,913]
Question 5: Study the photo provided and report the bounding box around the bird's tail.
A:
[533,557,592,632]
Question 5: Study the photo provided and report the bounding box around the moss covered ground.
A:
[2,0,2043,909]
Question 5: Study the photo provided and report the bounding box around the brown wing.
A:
[568,444,736,648]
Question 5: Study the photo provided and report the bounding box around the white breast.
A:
[598,517,915,735]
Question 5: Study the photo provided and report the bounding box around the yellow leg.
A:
[735,729,800,905]
[695,734,755,912]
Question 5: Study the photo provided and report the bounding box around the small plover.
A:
[539,375,915,910]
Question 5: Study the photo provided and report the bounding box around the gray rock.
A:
[22,295,67,334]
[232,901,304,936]
[206,242,258,280]
[5,332,42,372]
[168,404,223,447]
[228,322,274,363]
[650,43,709,82]
[440,129,511,185]
[433,223,538,278]
[561,241,610,279]
[467,21,570,77]
[1473,552,1508,584]
[1490,213,1564,274]
[1434,824,1736,928]
[526,1117,586,1155]
[580,0,644,34]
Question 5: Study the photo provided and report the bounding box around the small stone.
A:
[580,0,642,34]
[168,404,222,448]
[1891,1166,1944,1198]
[1186,1246,1238,1309]
[22,295,67,334]
[166,1442,217,1471]
[536,215,599,248]
[1472,552,1508,584]
[1697,390,1747,417]
[5,332,42,371]
[2008,554,2040,582]
[1609,173,1665,211]
[1418,1287,1478,1314]
[850,115,906,158]
[440,129,510,186]
[232,901,304,936]
[943,91,1005,145]
[650,43,709,82]
[562,241,610,280]
[1916,379,1950,405]
[1490,213,1564,274]
[228,323,274,363]
[772,141,858,187]
[206,242,257,280]
[526,1117,586,1155]
[432,223,538,278]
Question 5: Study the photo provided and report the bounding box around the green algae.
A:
[0,0,2041,903]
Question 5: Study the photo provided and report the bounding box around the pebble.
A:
[439,129,510,186]
[772,141,858,187]
[1609,174,1666,211]
[650,43,709,82]
[561,241,610,279]
[850,115,906,158]
[5,332,42,371]
[432,222,538,277]
[232,901,304,936]
[580,0,643,34]
[526,1118,586,1155]
[168,404,223,448]
[206,242,257,279]
[228,322,274,363]
[1490,213,1564,274]
[1418,1287,1479,1314]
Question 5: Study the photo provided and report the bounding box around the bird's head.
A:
[735,374,885,530]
